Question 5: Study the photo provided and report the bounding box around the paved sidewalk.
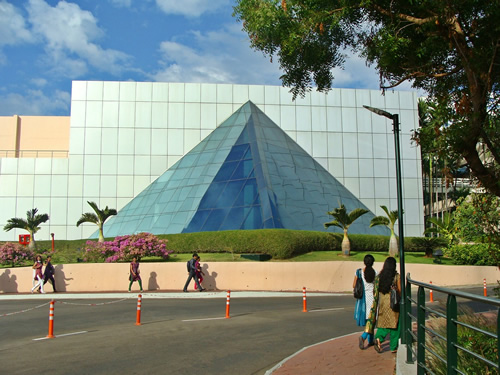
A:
[267,332,397,375]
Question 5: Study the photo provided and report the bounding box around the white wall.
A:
[0,82,424,241]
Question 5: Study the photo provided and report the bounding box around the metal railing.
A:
[405,274,499,374]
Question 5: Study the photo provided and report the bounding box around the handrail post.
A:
[446,295,458,375]
[417,286,425,375]
[497,307,500,371]
[406,279,414,364]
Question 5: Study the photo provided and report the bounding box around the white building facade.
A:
[0,81,424,241]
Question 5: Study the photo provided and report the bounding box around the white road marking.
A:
[33,331,88,341]
[308,308,344,312]
[182,317,227,322]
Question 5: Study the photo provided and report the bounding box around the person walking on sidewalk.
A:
[193,256,205,290]
[183,253,204,292]
[366,256,401,353]
[354,254,376,349]
[31,255,45,294]
[128,257,144,292]
[42,255,57,292]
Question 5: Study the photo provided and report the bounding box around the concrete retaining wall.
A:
[1,262,498,294]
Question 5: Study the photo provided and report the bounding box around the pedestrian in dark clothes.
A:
[42,255,57,292]
[183,253,204,292]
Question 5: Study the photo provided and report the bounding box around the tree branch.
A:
[371,4,438,25]
[380,67,461,89]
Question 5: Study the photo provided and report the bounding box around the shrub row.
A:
[160,231,435,259]
[445,243,499,266]
[4,230,497,264]
[160,229,342,259]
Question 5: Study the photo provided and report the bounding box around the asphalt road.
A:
[0,294,358,375]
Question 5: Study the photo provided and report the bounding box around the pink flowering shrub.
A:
[0,242,35,267]
[84,233,171,263]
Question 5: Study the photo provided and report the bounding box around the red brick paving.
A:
[270,332,396,374]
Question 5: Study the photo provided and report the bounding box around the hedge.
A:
[159,231,438,259]
[445,243,499,266]
[159,229,342,259]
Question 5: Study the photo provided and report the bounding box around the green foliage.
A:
[445,243,499,266]
[426,309,498,375]
[233,0,500,197]
[76,201,117,242]
[324,204,369,231]
[411,237,448,257]
[454,196,486,242]
[454,193,500,245]
[83,233,170,263]
[3,208,50,250]
[370,206,398,231]
[424,212,457,246]
[348,235,389,253]
[163,229,341,259]
[0,242,35,267]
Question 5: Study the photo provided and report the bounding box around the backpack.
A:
[186,259,191,272]
[353,268,363,299]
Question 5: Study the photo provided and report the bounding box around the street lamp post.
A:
[363,105,407,344]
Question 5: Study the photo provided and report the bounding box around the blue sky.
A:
[0,0,411,116]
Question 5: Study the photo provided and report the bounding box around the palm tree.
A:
[3,208,49,250]
[370,205,401,257]
[76,201,117,242]
[324,204,369,256]
[424,212,456,246]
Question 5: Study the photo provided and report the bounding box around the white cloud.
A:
[152,24,282,86]
[155,0,230,17]
[26,0,132,77]
[31,78,48,87]
[109,0,132,7]
[331,52,381,90]
[0,1,33,46]
[0,89,70,116]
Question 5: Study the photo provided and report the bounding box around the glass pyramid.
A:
[101,101,388,236]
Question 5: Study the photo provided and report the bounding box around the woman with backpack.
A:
[367,256,401,353]
[353,254,376,349]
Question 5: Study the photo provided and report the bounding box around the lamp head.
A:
[363,105,395,120]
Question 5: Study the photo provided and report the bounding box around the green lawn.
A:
[0,250,453,268]
[283,251,454,265]
[143,251,453,265]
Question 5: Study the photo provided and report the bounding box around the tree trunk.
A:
[389,231,398,257]
[28,233,36,251]
[98,227,104,243]
[341,230,350,256]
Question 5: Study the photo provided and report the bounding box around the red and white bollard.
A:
[225,290,231,319]
[47,299,55,338]
[484,278,487,297]
[302,287,307,312]
[429,281,434,303]
[135,294,142,326]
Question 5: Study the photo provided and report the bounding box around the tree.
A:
[369,205,400,257]
[233,1,500,196]
[76,201,117,243]
[411,237,448,258]
[3,208,49,250]
[324,203,368,256]
[424,212,457,246]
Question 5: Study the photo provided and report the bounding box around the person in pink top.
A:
[128,257,144,292]
[193,257,205,290]
[31,255,45,294]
